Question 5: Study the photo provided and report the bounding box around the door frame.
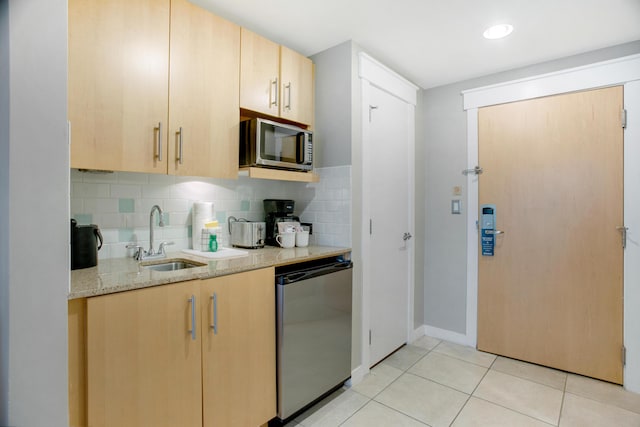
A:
[358,52,418,376]
[462,53,640,391]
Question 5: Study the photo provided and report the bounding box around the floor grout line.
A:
[470,395,558,426]
[297,336,639,426]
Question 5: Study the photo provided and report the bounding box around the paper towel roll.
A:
[192,201,214,249]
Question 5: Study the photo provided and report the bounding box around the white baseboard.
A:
[409,325,426,343]
[424,325,475,347]
[345,364,368,387]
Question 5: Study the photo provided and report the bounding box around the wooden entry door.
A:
[477,86,624,384]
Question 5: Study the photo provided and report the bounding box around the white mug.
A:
[295,230,309,247]
[276,232,295,248]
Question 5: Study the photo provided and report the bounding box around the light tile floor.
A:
[285,336,640,427]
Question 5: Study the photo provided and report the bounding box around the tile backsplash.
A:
[70,166,351,260]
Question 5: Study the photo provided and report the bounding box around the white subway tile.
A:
[164,198,189,213]
[131,213,149,228]
[131,228,150,242]
[136,199,163,214]
[148,174,176,185]
[84,198,118,214]
[315,234,334,246]
[163,227,188,239]
[121,214,136,228]
[111,242,133,259]
[70,199,83,215]
[93,213,125,228]
[171,212,190,226]
[99,229,119,244]
[79,171,118,184]
[70,169,84,182]
[97,245,111,260]
[72,182,109,198]
[299,212,316,223]
[117,172,149,184]
[110,184,142,199]
[142,184,171,199]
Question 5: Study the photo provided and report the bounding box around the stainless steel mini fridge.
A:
[275,257,353,422]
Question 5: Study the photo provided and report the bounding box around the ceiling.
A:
[193,0,640,89]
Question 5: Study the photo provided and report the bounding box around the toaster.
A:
[228,217,265,249]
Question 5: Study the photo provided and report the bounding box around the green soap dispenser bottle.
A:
[208,232,218,252]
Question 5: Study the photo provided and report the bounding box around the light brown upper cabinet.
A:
[69,0,240,179]
[240,28,314,126]
[168,0,239,178]
[69,0,170,174]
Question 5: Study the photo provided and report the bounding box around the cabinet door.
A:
[87,281,202,427]
[240,28,281,117]
[168,0,240,179]
[201,268,276,427]
[69,0,170,173]
[280,46,314,126]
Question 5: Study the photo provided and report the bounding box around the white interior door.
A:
[368,85,412,366]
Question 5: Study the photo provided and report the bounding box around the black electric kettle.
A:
[71,219,103,270]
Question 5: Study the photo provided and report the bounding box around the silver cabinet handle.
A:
[156,122,163,161]
[210,293,218,335]
[177,127,183,165]
[188,295,196,341]
[285,82,292,110]
[271,77,279,107]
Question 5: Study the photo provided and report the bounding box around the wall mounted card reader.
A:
[481,204,496,256]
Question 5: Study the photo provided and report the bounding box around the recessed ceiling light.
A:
[483,24,514,40]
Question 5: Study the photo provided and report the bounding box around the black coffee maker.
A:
[264,199,299,246]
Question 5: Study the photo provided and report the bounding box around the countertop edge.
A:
[69,246,351,300]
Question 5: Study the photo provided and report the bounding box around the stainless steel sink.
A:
[141,259,206,272]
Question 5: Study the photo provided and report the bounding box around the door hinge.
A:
[369,105,378,122]
[369,329,372,345]
[369,219,372,235]
[623,346,627,366]
[617,226,628,249]
[622,109,627,129]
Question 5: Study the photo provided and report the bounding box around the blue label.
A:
[481,229,494,256]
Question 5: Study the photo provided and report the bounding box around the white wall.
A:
[623,80,640,392]
[311,41,361,369]
[1,0,69,425]
[312,41,353,168]
[0,0,10,421]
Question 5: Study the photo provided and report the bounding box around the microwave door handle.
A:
[296,133,304,164]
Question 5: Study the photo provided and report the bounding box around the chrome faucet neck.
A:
[148,205,164,256]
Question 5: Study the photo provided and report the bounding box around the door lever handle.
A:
[487,230,505,235]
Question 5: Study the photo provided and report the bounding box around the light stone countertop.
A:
[69,245,351,299]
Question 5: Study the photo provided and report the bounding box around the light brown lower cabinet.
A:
[79,267,275,427]
[201,268,276,427]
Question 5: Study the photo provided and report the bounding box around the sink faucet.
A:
[148,204,164,257]
[125,205,175,261]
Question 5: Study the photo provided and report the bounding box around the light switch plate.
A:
[451,199,461,214]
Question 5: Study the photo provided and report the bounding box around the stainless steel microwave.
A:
[239,118,313,171]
